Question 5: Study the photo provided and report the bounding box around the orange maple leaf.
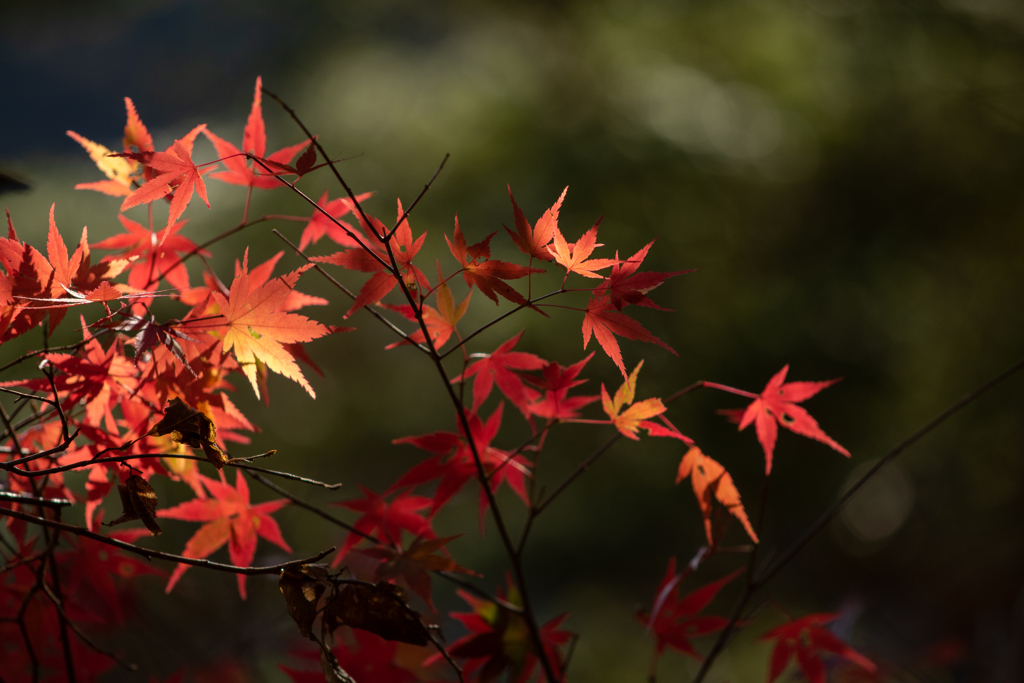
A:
[119,134,211,227]
[505,185,565,261]
[203,76,311,189]
[123,96,154,153]
[676,446,758,545]
[383,276,471,351]
[600,360,667,440]
[446,217,540,306]
[66,130,139,197]
[209,249,330,399]
[582,295,676,378]
[547,220,618,280]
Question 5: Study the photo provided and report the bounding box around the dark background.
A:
[2,1,1023,681]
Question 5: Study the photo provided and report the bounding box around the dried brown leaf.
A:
[148,397,227,468]
[104,475,162,535]
[280,565,329,640]
[325,582,431,646]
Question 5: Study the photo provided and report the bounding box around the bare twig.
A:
[263,88,380,242]
[438,289,565,360]
[41,581,138,672]
[0,491,73,509]
[272,229,428,353]
[2,450,341,489]
[385,153,450,240]
[0,506,335,575]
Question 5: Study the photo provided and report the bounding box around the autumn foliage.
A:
[0,77,881,682]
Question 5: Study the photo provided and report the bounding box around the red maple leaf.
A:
[637,558,738,663]
[453,331,545,417]
[331,486,434,565]
[2,320,137,433]
[446,217,540,306]
[314,199,429,319]
[594,239,692,310]
[57,531,163,626]
[761,613,876,683]
[392,404,531,521]
[1,206,126,330]
[205,249,331,399]
[504,185,565,261]
[0,211,52,341]
[582,295,676,378]
[92,214,204,290]
[242,251,329,312]
[524,353,600,421]
[203,76,311,190]
[297,190,374,251]
[547,219,618,280]
[676,446,758,545]
[119,133,211,227]
[157,471,291,599]
[433,576,571,683]
[737,365,849,475]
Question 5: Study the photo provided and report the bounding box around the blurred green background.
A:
[2,0,1024,681]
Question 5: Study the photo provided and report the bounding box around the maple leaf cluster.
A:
[0,75,877,683]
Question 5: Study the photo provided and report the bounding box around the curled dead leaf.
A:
[279,564,331,640]
[104,475,162,535]
[324,581,431,646]
[148,397,227,468]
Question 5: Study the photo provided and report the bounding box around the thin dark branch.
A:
[756,356,1024,589]
[427,628,465,683]
[2,451,341,489]
[40,582,138,672]
[0,491,73,508]
[0,342,86,376]
[262,88,380,242]
[0,506,335,575]
[246,470,370,540]
[249,155,390,271]
[438,289,565,360]
[534,378,715,516]
[534,432,622,515]
[46,547,77,683]
[385,153,450,241]
[263,89,558,681]
[272,229,429,354]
